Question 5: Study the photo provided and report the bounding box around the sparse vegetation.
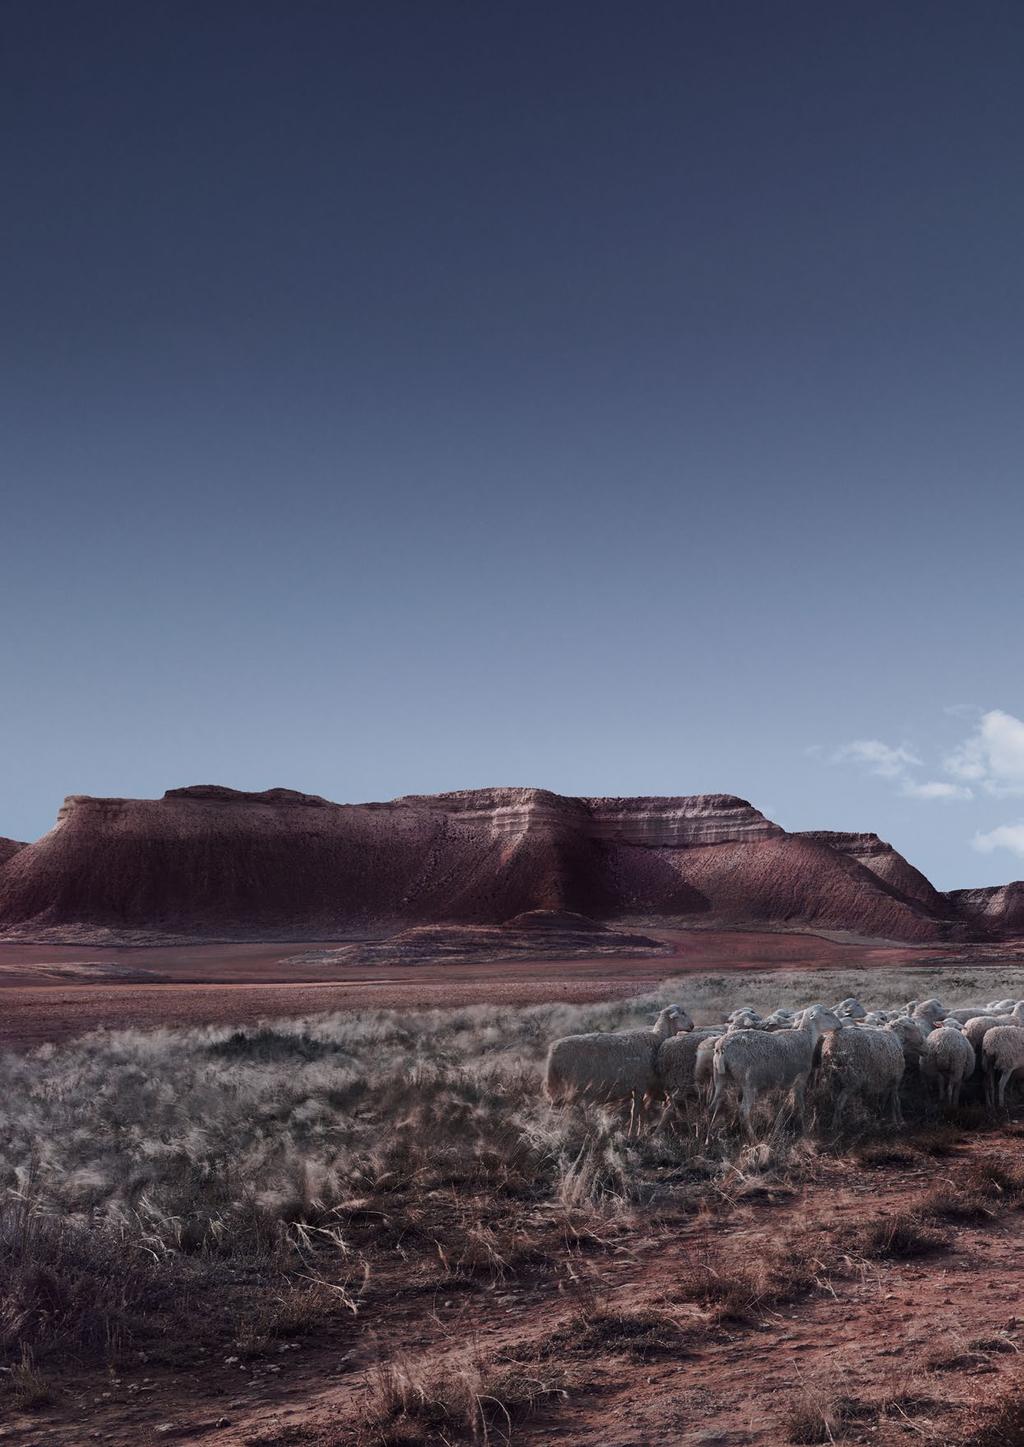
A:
[5,963,1024,1438]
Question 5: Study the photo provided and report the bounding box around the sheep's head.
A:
[658,1004,693,1036]
[835,997,867,1020]
[803,1006,843,1034]
[913,999,947,1024]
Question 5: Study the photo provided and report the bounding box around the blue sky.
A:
[2,2,1023,889]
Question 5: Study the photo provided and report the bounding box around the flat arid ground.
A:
[1,927,1018,1050]
[4,940,1024,1446]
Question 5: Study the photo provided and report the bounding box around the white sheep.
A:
[912,999,948,1030]
[919,1026,975,1106]
[820,1024,905,1125]
[657,1027,725,1102]
[544,1005,692,1106]
[710,1006,843,1131]
[982,1025,1024,1107]
[887,1015,926,1070]
[693,1034,721,1102]
[727,1009,766,1032]
[962,1005,1024,1058]
[944,1004,1012,1024]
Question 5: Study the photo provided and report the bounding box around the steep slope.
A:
[945,883,1024,937]
[794,831,952,917]
[0,785,960,944]
[0,838,27,870]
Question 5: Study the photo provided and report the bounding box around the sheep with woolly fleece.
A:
[912,999,948,1029]
[544,1004,692,1106]
[962,1005,1024,1058]
[988,999,1018,1012]
[919,1026,975,1106]
[981,1026,1024,1107]
[763,1009,797,1030]
[693,1034,721,1102]
[835,997,867,1020]
[727,1009,766,1031]
[710,1006,843,1131]
[887,1015,926,1070]
[944,1004,1013,1024]
[820,1023,906,1125]
[657,1027,725,1102]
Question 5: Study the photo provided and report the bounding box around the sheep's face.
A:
[663,1005,694,1035]
[806,1006,843,1033]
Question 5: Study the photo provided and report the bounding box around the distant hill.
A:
[0,784,1018,944]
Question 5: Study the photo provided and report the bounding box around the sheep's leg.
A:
[739,1083,757,1136]
[792,1074,808,1130]
[999,1070,1011,1108]
[984,1067,995,1109]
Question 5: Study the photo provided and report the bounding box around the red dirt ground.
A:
[8,1130,1024,1445]
[0,928,947,1050]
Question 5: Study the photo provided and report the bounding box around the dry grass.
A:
[835,1210,949,1261]
[2,960,1024,1402]
[677,1238,819,1323]
[348,1349,573,1445]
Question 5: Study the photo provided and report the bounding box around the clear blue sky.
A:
[2,2,1023,890]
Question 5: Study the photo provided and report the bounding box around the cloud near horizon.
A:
[828,739,971,801]
[827,709,1024,868]
[945,710,1024,796]
[973,823,1024,861]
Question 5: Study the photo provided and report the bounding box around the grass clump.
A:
[351,1350,573,1444]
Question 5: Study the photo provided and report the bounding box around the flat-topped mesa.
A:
[4,781,1020,944]
[795,829,952,917]
[164,786,332,807]
[946,883,1024,935]
[587,794,781,848]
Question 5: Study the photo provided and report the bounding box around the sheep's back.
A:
[821,1028,904,1089]
[714,1028,815,1090]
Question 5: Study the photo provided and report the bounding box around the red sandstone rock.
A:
[0,786,1019,944]
[0,839,26,870]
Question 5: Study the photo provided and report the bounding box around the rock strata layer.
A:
[0,786,1019,944]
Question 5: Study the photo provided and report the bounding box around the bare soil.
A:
[6,1129,1024,1446]
[0,928,962,1051]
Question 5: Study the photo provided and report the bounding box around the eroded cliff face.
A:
[946,883,1024,935]
[586,794,782,847]
[0,785,1019,943]
[0,838,26,869]
[794,831,952,917]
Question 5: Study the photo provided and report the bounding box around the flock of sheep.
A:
[544,994,1024,1131]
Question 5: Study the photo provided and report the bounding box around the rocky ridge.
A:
[0,785,1019,945]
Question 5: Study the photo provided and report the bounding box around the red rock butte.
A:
[0,785,1020,944]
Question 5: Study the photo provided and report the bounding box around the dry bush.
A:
[835,1211,948,1261]
[349,1349,573,1444]
[677,1239,818,1323]
[1,962,1021,1376]
[538,1302,691,1362]
[783,1381,865,1443]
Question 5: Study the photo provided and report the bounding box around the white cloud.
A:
[901,779,973,801]
[973,823,1024,860]
[945,710,1024,796]
[831,740,922,779]
[829,737,972,803]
